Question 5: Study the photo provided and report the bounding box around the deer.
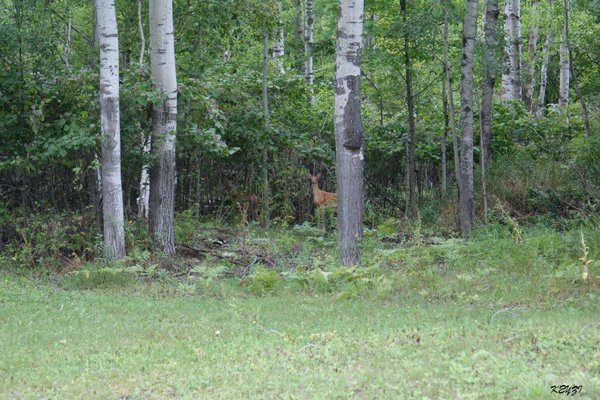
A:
[306,173,337,230]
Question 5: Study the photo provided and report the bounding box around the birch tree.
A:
[501,0,522,100]
[459,0,478,234]
[304,0,314,91]
[558,21,570,106]
[524,0,538,112]
[137,0,150,219]
[149,0,177,254]
[537,3,553,114]
[335,0,364,265]
[96,0,126,259]
[273,0,285,73]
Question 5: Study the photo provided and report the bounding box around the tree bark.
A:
[294,0,304,69]
[441,78,448,197]
[304,0,314,92]
[96,0,126,259]
[501,0,521,100]
[537,26,552,114]
[559,5,569,107]
[401,0,418,219]
[273,0,285,74]
[480,0,498,223]
[524,0,538,112]
[335,0,365,265]
[137,0,146,74]
[481,0,499,164]
[562,0,592,137]
[149,0,177,255]
[261,18,271,228]
[137,0,150,219]
[443,2,460,196]
[459,0,478,235]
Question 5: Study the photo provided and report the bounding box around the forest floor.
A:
[1,222,599,399]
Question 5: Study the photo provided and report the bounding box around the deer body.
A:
[307,173,337,208]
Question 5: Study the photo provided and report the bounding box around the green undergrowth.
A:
[1,221,600,398]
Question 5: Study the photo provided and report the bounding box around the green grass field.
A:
[1,224,599,399]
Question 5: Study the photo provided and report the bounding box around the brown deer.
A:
[306,173,337,230]
[306,173,337,208]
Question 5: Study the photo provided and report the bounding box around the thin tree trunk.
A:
[62,16,72,70]
[480,0,498,223]
[138,0,146,74]
[401,0,418,219]
[559,39,569,106]
[149,0,177,255]
[335,0,365,265]
[294,0,304,68]
[512,0,522,99]
[524,0,538,112]
[443,2,460,195]
[304,0,314,95]
[261,18,271,228]
[562,0,592,137]
[96,0,126,259]
[441,78,448,197]
[481,0,499,164]
[137,0,150,219]
[537,26,552,114]
[459,0,478,235]
[273,0,285,73]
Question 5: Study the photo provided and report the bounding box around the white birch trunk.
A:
[149,0,177,254]
[137,134,150,219]
[273,0,285,73]
[524,0,538,112]
[96,0,126,259]
[559,38,569,106]
[537,29,552,114]
[335,0,364,265]
[304,0,314,89]
[501,0,521,100]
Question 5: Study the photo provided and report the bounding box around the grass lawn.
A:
[1,224,599,399]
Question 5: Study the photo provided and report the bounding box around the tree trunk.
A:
[149,0,177,255]
[273,0,285,74]
[137,0,149,219]
[304,0,314,91]
[537,27,552,114]
[335,0,365,265]
[562,0,592,137]
[96,0,126,259]
[480,0,498,223]
[558,20,569,106]
[501,0,521,100]
[481,0,499,164]
[459,0,478,235]
[443,2,460,196]
[137,0,146,74]
[401,0,418,219]
[441,78,448,197]
[261,18,271,228]
[294,0,304,68]
[524,0,538,112]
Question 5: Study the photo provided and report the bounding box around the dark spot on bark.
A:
[342,75,363,150]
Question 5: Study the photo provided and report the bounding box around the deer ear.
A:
[316,172,322,179]
[305,173,312,179]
